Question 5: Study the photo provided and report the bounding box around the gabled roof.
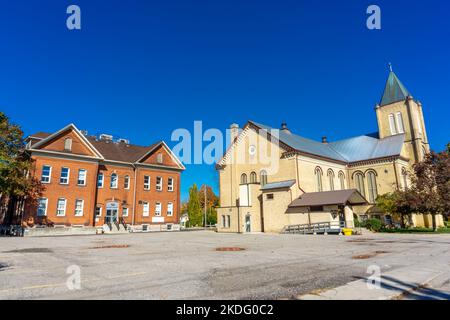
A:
[30,123,104,159]
[249,121,347,162]
[380,71,410,106]
[27,126,185,169]
[261,179,296,191]
[288,189,367,207]
[247,121,404,164]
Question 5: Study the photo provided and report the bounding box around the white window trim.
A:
[77,169,87,186]
[144,175,150,190]
[56,198,67,216]
[143,202,149,216]
[168,177,174,192]
[124,175,130,190]
[60,167,70,185]
[167,202,173,216]
[155,202,162,216]
[37,198,48,216]
[110,173,118,189]
[156,176,163,191]
[395,112,405,134]
[95,206,102,217]
[389,113,397,135]
[41,165,52,184]
[122,207,129,217]
[75,199,84,216]
[97,173,104,188]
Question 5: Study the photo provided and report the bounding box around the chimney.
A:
[230,123,239,142]
[280,122,291,134]
[322,136,328,144]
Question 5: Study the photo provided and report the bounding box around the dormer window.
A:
[64,138,72,151]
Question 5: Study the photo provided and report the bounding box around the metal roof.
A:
[380,71,410,106]
[260,179,296,191]
[288,189,368,207]
[249,121,404,163]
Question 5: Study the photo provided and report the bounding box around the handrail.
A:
[282,221,346,234]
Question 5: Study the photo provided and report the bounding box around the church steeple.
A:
[380,65,411,106]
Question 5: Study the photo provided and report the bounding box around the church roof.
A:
[380,70,410,106]
[248,121,405,164]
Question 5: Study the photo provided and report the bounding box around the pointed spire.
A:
[380,66,410,106]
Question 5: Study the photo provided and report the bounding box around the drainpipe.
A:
[92,160,101,227]
[132,165,138,226]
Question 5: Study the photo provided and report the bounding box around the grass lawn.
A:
[381,227,450,234]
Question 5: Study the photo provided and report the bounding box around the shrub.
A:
[365,218,383,232]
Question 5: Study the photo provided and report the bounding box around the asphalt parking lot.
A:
[0,231,449,299]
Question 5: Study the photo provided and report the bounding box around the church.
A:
[216,68,444,233]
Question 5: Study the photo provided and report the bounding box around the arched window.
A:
[354,172,365,197]
[240,173,248,184]
[64,138,72,151]
[110,173,118,189]
[338,171,345,190]
[402,167,408,190]
[250,172,257,183]
[260,170,268,186]
[367,171,378,203]
[315,167,323,192]
[327,169,335,191]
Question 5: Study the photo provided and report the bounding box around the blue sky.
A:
[1,0,449,200]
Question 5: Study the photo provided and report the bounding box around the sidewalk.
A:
[299,262,450,300]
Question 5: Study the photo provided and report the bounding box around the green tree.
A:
[199,184,219,226]
[0,112,42,225]
[187,184,202,226]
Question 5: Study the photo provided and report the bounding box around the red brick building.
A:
[24,124,185,231]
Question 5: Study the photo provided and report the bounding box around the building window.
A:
[226,215,231,228]
[74,199,84,216]
[143,202,149,216]
[168,177,174,191]
[240,173,248,184]
[37,198,48,216]
[327,169,335,191]
[315,167,323,192]
[250,172,257,183]
[156,177,163,191]
[222,215,226,228]
[167,202,173,216]
[402,167,408,190]
[41,165,52,183]
[124,175,130,189]
[155,202,162,216]
[60,167,70,185]
[395,112,405,133]
[338,171,345,190]
[266,193,274,200]
[354,172,365,197]
[367,171,378,203]
[95,206,102,217]
[97,173,104,188]
[157,153,163,164]
[388,113,397,135]
[260,170,268,186]
[110,173,118,189]
[64,138,72,151]
[77,169,87,186]
[144,175,150,190]
[56,198,66,216]
[122,207,129,217]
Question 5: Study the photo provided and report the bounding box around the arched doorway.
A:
[245,214,251,233]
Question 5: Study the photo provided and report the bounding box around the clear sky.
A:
[1,0,449,200]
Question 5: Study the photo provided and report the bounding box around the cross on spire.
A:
[388,62,393,72]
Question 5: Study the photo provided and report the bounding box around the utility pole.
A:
[203,185,207,228]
